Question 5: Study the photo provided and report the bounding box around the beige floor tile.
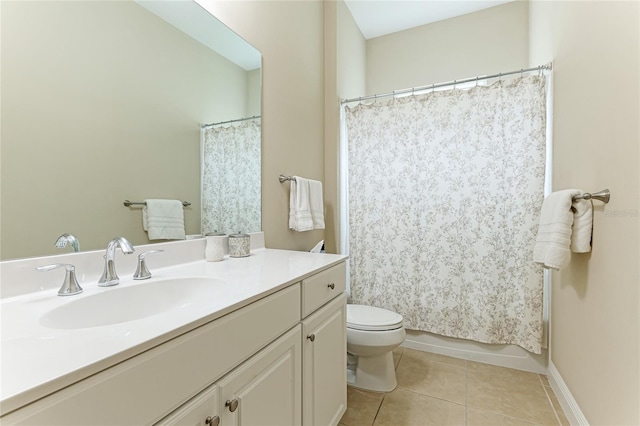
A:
[544,386,570,426]
[340,387,384,426]
[396,349,466,404]
[467,361,540,384]
[403,348,467,367]
[374,387,465,426]
[467,362,545,397]
[467,364,557,425]
[467,408,539,425]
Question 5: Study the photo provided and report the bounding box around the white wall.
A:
[246,68,261,117]
[337,1,367,101]
[529,1,640,424]
[366,1,529,94]
[323,0,367,254]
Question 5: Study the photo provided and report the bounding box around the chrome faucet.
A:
[55,233,80,252]
[98,237,135,287]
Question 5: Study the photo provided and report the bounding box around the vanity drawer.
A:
[2,284,301,426]
[301,262,346,318]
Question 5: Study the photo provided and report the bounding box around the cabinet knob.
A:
[225,399,239,412]
[205,415,220,426]
[328,283,335,290]
[307,334,316,342]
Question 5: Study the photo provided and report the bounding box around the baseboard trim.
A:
[402,330,547,374]
[548,361,589,425]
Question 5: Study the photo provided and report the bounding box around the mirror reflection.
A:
[0,0,261,260]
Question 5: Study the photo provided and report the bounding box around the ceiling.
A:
[344,0,516,39]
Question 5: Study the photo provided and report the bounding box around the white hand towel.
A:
[289,177,313,232]
[533,189,592,270]
[308,178,325,230]
[143,199,186,240]
[570,198,593,253]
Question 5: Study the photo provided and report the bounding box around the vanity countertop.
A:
[0,248,347,416]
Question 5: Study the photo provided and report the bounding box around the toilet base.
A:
[347,351,397,392]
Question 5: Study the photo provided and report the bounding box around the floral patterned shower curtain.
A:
[345,76,547,353]
[201,120,261,235]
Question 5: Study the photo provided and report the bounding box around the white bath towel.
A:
[533,189,592,270]
[308,179,325,230]
[289,176,324,232]
[143,199,186,240]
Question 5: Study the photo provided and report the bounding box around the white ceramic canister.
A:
[228,233,250,258]
[205,233,228,261]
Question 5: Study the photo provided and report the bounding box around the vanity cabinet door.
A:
[155,384,220,426]
[217,325,302,426]
[302,293,347,426]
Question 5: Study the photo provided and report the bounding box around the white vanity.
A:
[0,238,347,425]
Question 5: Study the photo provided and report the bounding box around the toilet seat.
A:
[346,304,403,331]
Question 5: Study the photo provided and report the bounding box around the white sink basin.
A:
[39,277,226,329]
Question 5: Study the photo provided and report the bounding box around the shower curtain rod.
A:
[341,63,552,105]
[201,115,261,129]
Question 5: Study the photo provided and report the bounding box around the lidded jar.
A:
[228,233,250,257]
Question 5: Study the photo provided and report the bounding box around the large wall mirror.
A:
[0,0,262,260]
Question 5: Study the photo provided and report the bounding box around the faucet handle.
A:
[133,250,164,280]
[36,263,83,296]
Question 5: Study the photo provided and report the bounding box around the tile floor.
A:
[339,348,570,426]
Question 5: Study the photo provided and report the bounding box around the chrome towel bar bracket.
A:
[279,175,297,183]
[572,189,610,203]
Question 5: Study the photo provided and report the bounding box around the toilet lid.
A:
[346,304,404,331]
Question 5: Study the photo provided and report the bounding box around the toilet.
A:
[346,304,406,392]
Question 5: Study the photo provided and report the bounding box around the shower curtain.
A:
[345,76,547,353]
[201,119,261,235]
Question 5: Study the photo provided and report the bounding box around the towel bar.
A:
[572,189,610,203]
[279,175,297,183]
[124,200,191,207]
